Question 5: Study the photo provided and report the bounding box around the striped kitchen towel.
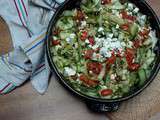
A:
[0,0,64,94]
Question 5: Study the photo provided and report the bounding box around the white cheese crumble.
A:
[88,44,92,48]
[100,47,112,58]
[91,37,104,49]
[127,41,133,48]
[85,16,88,19]
[127,11,132,16]
[128,3,134,10]
[66,37,72,43]
[149,30,158,48]
[121,42,126,47]
[66,33,76,43]
[93,37,123,58]
[138,15,147,26]
[70,33,76,39]
[110,74,116,80]
[64,67,76,76]
[53,36,58,40]
[116,24,120,29]
[141,15,147,20]
[73,43,78,48]
[98,27,104,32]
[133,7,139,13]
[81,21,87,27]
[85,39,90,44]
[108,33,114,38]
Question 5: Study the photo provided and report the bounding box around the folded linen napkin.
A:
[0,0,64,94]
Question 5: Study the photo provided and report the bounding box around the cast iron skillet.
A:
[46,0,160,112]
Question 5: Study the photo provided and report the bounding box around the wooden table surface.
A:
[0,0,160,120]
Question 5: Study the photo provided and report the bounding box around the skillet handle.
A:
[86,101,120,112]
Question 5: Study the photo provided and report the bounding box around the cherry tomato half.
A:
[100,89,113,96]
[133,39,141,48]
[84,49,94,59]
[125,48,135,64]
[120,23,129,31]
[88,36,95,46]
[139,28,150,37]
[128,63,140,71]
[80,31,88,41]
[106,52,116,65]
[87,62,102,75]
[121,10,136,21]
[52,40,60,46]
[79,74,99,87]
[101,0,112,5]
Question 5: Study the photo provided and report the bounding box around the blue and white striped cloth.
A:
[0,0,64,94]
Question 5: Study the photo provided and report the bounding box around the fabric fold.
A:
[0,0,64,94]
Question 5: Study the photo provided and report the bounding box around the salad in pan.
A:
[50,0,158,99]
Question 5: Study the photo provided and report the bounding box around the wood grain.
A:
[0,75,108,120]
[0,0,160,120]
[107,74,160,120]
[0,16,13,55]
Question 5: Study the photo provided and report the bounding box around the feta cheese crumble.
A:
[100,47,112,58]
[128,3,134,10]
[110,74,116,80]
[133,7,139,13]
[116,24,120,29]
[64,67,76,76]
[138,15,147,26]
[81,21,87,27]
[66,37,72,43]
[85,39,90,44]
[66,33,76,43]
[149,30,158,48]
[98,27,104,32]
[92,36,124,58]
[108,33,114,38]
[70,33,76,39]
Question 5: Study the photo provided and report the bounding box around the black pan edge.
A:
[46,0,160,103]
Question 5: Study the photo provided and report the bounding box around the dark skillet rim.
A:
[46,0,160,103]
